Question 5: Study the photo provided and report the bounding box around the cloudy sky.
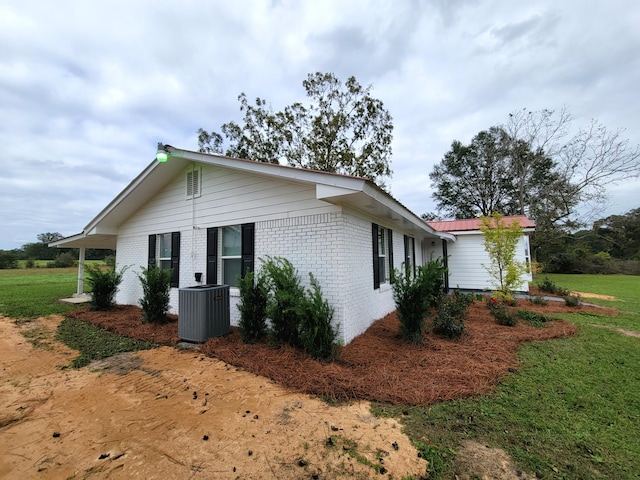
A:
[1,0,639,250]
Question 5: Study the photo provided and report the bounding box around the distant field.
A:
[0,267,81,318]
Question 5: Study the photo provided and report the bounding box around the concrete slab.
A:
[60,294,92,304]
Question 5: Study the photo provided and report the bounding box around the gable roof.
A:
[427,215,535,233]
[52,145,454,248]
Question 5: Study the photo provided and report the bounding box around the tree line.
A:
[0,232,114,269]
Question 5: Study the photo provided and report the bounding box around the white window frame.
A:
[158,233,172,271]
[221,225,242,287]
[378,227,390,284]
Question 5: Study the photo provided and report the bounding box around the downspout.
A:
[77,246,86,295]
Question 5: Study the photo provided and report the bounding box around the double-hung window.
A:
[372,223,393,289]
[148,232,180,287]
[404,235,415,276]
[206,223,254,288]
[221,225,242,286]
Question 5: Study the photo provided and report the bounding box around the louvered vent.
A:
[186,167,201,198]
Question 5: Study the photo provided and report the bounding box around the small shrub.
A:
[85,264,127,311]
[47,252,77,268]
[528,295,548,306]
[138,266,172,323]
[104,255,116,269]
[262,257,306,347]
[517,309,551,327]
[299,273,339,361]
[237,270,269,343]
[25,258,35,268]
[486,297,517,326]
[537,277,570,296]
[432,290,472,339]
[392,259,447,343]
[564,293,582,307]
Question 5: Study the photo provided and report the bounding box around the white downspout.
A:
[77,246,86,295]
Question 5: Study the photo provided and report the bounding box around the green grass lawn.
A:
[376,274,640,480]
[0,267,82,318]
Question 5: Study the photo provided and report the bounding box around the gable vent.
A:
[187,167,201,198]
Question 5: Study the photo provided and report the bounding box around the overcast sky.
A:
[1,0,639,250]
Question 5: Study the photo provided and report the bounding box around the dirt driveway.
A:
[0,315,426,479]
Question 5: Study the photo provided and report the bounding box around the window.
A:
[206,223,254,288]
[222,225,242,286]
[372,223,393,289]
[404,235,415,276]
[186,166,201,199]
[148,232,180,287]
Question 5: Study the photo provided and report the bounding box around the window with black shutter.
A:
[148,231,180,288]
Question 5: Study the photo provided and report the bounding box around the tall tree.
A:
[429,108,640,262]
[430,126,519,218]
[198,72,394,187]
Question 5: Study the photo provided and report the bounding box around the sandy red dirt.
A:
[0,315,425,479]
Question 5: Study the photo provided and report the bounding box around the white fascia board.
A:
[360,183,456,241]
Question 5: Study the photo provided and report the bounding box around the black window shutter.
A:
[442,239,449,292]
[403,235,410,276]
[372,223,380,289]
[206,227,218,285]
[148,234,156,269]
[411,237,416,276]
[241,223,255,277]
[170,232,180,288]
[388,229,394,284]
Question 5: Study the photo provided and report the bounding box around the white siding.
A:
[113,161,447,344]
[445,233,532,292]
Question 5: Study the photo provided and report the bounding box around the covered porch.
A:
[49,232,117,296]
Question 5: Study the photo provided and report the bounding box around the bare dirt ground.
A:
[0,315,425,479]
[1,297,616,479]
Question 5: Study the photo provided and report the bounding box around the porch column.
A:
[77,246,86,295]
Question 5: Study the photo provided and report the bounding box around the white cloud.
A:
[0,0,639,249]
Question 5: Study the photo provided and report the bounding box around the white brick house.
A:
[53,145,455,344]
[53,145,534,344]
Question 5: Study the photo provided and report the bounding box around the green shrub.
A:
[564,293,582,307]
[47,252,77,268]
[516,309,551,327]
[237,270,269,343]
[138,266,172,324]
[104,255,116,269]
[299,273,339,361]
[85,264,127,311]
[262,257,306,347]
[392,259,447,343]
[486,297,517,326]
[528,295,548,306]
[432,290,472,339]
[537,277,570,296]
[25,258,35,268]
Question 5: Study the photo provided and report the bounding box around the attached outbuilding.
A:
[427,216,535,293]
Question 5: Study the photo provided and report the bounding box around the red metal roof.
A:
[427,215,535,232]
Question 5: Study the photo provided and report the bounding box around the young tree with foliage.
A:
[480,214,529,301]
[198,72,394,187]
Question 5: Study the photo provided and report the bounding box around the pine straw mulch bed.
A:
[66,299,616,406]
